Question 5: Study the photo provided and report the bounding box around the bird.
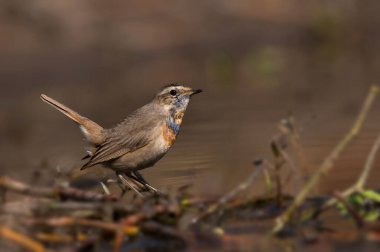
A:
[40,84,202,194]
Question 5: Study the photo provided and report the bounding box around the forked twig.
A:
[323,130,380,208]
[272,85,379,234]
[333,191,364,228]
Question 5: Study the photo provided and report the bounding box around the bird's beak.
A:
[190,89,202,96]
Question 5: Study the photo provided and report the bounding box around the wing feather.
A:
[80,102,165,170]
[81,136,150,169]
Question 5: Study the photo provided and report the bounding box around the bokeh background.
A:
[1,0,380,196]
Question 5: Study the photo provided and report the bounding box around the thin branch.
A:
[280,149,301,193]
[0,176,118,202]
[35,232,88,243]
[141,221,187,242]
[323,130,380,208]
[333,191,364,228]
[277,118,303,193]
[29,217,139,237]
[355,131,380,191]
[272,85,379,234]
[0,225,45,252]
[191,160,264,224]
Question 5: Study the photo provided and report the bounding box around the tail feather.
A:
[41,94,83,124]
[40,94,105,146]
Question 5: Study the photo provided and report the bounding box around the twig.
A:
[191,160,264,224]
[29,217,140,237]
[36,232,88,243]
[56,186,118,202]
[272,85,379,234]
[43,201,135,213]
[278,118,303,193]
[263,167,273,195]
[270,138,286,207]
[354,130,380,191]
[333,191,364,228]
[280,149,301,193]
[113,228,125,252]
[323,130,380,208]
[0,176,118,202]
[220,160,264,205]
[0,225,45,252]
[141,221,187,242]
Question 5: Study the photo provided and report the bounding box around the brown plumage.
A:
[41,84,202,193]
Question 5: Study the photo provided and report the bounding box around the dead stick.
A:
[324,130,380,208]
[29,217,139,237]
[333,191,364,228]
[220,160,264,205]
[278,120,303,193]
[272,85,379,234]
[0,176,118,202]
[36,232,88,243]
[113,229,124,252]
[0,225,45,252]
[354,131,380,190]
[141,221,187,241]
[191,160,264,224]
[280,149,301,194]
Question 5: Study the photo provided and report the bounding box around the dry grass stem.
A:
[272,85,379,234]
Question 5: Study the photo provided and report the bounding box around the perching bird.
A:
[40,84,202,193]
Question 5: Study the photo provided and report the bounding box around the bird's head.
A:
[155,84,202,112]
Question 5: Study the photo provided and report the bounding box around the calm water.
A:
[1,3,380,251]
[1,51,380,198]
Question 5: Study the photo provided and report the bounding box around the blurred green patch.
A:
[308,8,346,62]
[337,190,380,222]
[244,46,284,89]
[206,52,236,87]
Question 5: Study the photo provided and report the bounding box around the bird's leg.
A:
[130,171,160,194]
[100,181,111,195]
[117,173,144,197]
[104,178,127,197]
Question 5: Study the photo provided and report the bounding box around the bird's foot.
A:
[117,174,145,197]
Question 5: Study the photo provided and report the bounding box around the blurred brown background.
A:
[1,0,380,195]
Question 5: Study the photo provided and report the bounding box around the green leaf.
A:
[363,211,380,222]
[360,190,380,202]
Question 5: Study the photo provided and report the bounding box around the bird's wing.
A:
[80,103,165,170]
[80,128,152,169]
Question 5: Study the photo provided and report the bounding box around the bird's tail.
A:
[40,94,105,146]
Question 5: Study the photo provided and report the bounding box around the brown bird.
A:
[41,84,202,194]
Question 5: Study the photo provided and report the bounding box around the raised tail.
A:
[40,94,105,146]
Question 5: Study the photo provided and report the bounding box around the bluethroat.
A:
[41,84,202,193]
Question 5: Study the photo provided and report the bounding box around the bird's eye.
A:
[170,89,177,96]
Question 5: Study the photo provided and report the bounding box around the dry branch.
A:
[333,191,364,228]
[323,129,380,209]
[272,85,379,234]
[0,225,45,252]
[0,176,118,202]
[192,160,264,224]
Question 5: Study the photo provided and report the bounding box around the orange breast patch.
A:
[161,124,176,147]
